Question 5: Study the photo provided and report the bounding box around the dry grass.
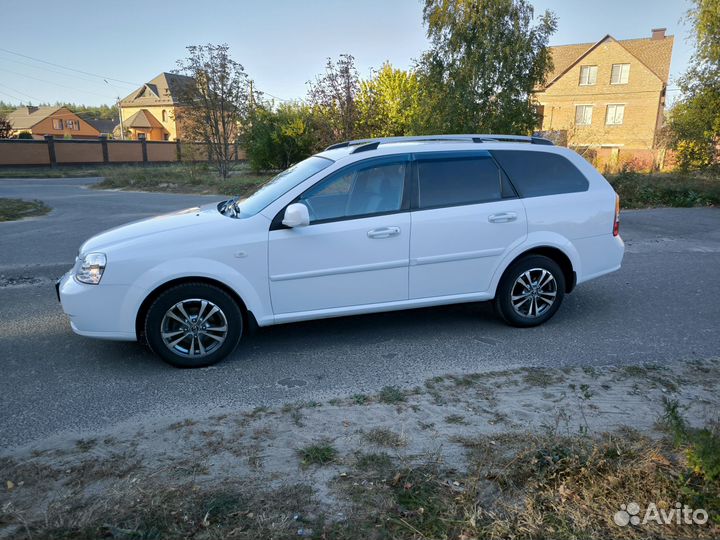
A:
[2,364,719,539]
[0,198,50,222]
[92,162,270,196]
[608,169,720,209]
[5,429,716,539]
[362,428,407,449]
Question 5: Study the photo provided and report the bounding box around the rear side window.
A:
[417,156,502,209]
[492,150,589,198]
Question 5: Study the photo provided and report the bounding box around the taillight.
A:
[613,194,620,236]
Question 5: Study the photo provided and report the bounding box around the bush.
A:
[244,103,319,172]
[676,139,715,171]
[607,170,720,208]
[16,131,33,139]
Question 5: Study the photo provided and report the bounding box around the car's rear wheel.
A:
[144,283,243,368]
[494,255,565,327]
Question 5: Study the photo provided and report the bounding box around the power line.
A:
[0,82,39,102]
[0,67,116,100]
[0,88,26,103]
[0,54,122,90]
[262,91,292,103]
[0,47,140,87]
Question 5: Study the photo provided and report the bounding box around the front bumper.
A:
[57,272,137,341]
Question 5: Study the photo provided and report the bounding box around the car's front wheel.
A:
[144,283,243,368]
[494,255,565,327]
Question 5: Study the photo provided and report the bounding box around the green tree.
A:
[414,0,557,134]
[668,0,720,168]
[306,54,363,146]
[174,43,253,178]
[357,62,421,137]
[244,102,318,171]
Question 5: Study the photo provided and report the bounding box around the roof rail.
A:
[324,134,553,151]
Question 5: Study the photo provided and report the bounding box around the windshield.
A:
[235,156,334,217]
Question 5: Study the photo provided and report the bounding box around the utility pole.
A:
[105,79,125,140]
[117,96,124,140]
[249,80,255,113]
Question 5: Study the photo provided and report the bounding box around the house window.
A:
[611,64,630,84]
[52,119,63,130]
[606,104,625,125]
[575,105,593,126]
[162,110,167,122]
[579,65,597,86]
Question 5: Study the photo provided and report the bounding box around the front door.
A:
[269,156,411,314]
[409,151,527,299]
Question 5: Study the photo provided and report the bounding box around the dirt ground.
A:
[1,358,718,539]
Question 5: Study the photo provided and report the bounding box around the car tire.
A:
[144,283,243,368]
[494,255,565,327]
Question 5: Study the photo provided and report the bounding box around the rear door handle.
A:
[488,212,517,223]
[367,226,400,239]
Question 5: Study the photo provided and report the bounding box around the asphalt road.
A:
[1,177,719,449]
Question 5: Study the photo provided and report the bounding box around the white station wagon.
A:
[57,135,624,367]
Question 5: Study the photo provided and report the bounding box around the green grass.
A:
[377,385,406,404]
[608,169,720,209]
[298,441,338,466]
[0,198,51,222]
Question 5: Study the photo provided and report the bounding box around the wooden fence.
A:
[0,136,246,167]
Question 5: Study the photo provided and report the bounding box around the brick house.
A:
[7,106,101,139]
[534,29,674,152]
[119,72,193,141]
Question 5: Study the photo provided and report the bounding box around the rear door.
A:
[409,151,527,299]
[268,156,411,314]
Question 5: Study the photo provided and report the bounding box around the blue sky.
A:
[0,0,693,107]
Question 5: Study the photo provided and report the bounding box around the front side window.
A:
[579,65,597,85]
[611,64,630,84]
[605,104,625,125]
[300,160,406,223]
[575,105,593,126]
[492,150,589,198]
[416,155,502,209]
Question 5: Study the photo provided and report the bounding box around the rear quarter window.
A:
[416,155,502,209]
[491,150,589,198]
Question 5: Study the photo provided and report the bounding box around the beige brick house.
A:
[119,72,193,141]
[535,29,673,151]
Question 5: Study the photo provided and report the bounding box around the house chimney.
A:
[651,28,666,40]
[26,106,38,114]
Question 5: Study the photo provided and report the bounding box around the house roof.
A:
[120,72,194,107]
[123,109,165,129]
[541,34,674,89]
[7,106,63,129]
[82,117,119,134]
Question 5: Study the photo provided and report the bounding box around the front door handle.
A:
[367,226,401,239]
[488,212,518,223]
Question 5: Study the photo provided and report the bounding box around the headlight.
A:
[75,252,107,284]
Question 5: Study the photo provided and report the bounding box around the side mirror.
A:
[282,203,310,228]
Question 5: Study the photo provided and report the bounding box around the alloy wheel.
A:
[160,298,228,358]
[510,268,558,318]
